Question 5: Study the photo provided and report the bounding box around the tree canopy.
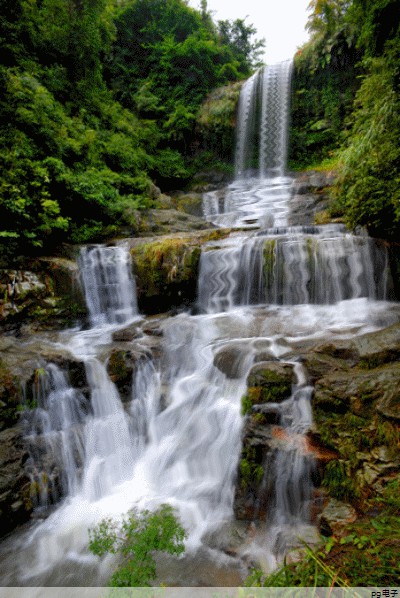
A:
[0,0,264,260]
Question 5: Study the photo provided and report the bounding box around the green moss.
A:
[131,230,230,300]
[196,82,242,163]
[315,404,400,503]
[241,386,263,415]
[263,239,276,279]
[107,351,133,389]
[240,447,264,489]
[248,369,292,402]
[252,412,267,425]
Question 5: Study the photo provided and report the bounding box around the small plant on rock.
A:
[88,504,186,587]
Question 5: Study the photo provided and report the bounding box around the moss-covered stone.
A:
[130,230,230,314]
[244,362,294,411]
[107,348,151,402]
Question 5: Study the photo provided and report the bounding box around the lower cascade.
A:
[0,61,399,587]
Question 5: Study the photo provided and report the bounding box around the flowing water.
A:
[0,62,399,586]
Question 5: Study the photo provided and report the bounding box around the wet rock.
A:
[352,322,400,369]
[253,350,278,363]
[112,324,142,342]
[234,362,299,521]
[314,362,400,418]
[298,351,350,384]
[106,348,151,402]
[213,345,247,379]
[202,520,249,555]
[288,171,338,227]
[0,358,21,431]
[172,192,204,217]
[304,322,400,372]
[129,230,229,315]
[0,425,32,537]
[319,499,357,536]
[134,208,212,236]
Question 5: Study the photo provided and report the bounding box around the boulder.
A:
[314,362,400,418]
[246,362,294,404]
[213,345,247,379]
[106,348,152,402]
[129,230,230,314]
[319,499,357,536]
[172,192,204,217]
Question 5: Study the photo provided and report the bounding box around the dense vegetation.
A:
[0,0,263,261]
[289,0,400,240]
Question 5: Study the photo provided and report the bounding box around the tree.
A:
[88,504,186,587]
[218,18,265,73]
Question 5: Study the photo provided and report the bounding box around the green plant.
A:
[88,504,186,587]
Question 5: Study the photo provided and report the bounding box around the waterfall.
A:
[79,244,138,327]
[23,364,87,509]
[198,226,391,312]
[1,63,399,587]
[235,61,292,179]
[203,61,294,229]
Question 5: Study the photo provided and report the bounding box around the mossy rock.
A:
[130,230,230,314]
[172,192,204,217]
[314,362,400,417]
[107,349,151,402]
[242,362,294,413]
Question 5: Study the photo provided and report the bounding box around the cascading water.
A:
[79,244,138,327]
[235,61,292,178]
[203,60,293,229]
[197,226,391,312]
[0,62,399,587]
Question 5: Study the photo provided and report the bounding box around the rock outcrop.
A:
[0,257,86,331]
[234,322,400,534]
[128,230,230,314]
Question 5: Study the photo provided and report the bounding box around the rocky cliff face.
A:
[0,257,87,332]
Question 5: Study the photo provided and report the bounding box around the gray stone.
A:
[213,345,247,379]
[319,499,357,535]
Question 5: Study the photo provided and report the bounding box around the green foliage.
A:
[333,56,400,239]
[196,82,241,163]
[217,18,265,74]
[88,504,186,587]
[322,460,359,500]
[292,0,400,243]
[0,0,262,258]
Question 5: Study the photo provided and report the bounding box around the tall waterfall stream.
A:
[0,62,399,587]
